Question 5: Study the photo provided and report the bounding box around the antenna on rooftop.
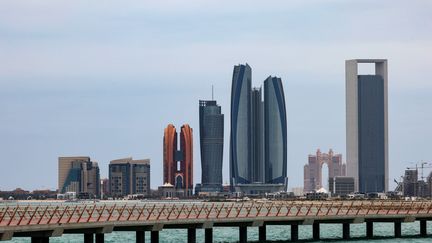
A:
[212,85,214,100]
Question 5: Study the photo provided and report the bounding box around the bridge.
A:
[1,200,432,242]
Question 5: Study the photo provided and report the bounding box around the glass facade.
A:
[230,64,287,191]
[264,77,287,184]
[199,100,224,192]
[357,75,385,193]
[230,64,252,185]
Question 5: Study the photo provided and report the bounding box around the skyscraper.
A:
[251,87,264,183]
[109,157,150,197]
[264,76,287,184]
[346,59,388,193]
[230,64,252,186]
[230,64,288,193]
[199,100,224,192]
[163,124,193,196]
[58,156,100,197]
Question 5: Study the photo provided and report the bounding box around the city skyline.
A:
[1,1,432,191]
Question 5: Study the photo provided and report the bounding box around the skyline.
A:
[1,1,432,191]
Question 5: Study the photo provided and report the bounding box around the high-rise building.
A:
[346,59,388,193]
[230,64,288,193]
[230,64,252,186]
[264,76,287,184]
[251,87,264,183]
[199,100,224,192]
[304,149,346,192]
[163,124,193,196]
[109,157,150,197]
[58,156,100,197]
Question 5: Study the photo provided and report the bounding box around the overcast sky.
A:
[1,0,431,191]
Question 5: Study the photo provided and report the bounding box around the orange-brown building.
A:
[163,124,193,196]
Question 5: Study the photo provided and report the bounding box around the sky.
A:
[0,0,431,191]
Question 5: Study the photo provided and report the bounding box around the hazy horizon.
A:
[1,0,432,191]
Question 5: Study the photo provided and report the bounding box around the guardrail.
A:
[1,201,431,227]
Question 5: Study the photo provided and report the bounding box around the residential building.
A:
[109,157,150,197]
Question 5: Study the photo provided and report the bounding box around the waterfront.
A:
[2,200,432,242]
[5,221,432,242]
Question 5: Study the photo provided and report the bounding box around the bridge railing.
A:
[1,201,432,227]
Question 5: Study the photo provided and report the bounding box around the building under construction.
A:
[400,163,432,198]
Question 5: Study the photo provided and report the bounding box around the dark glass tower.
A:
[264,76,287,184]
[199,100,224,192]
[357,75,385,192]
[346,59,388,193]
[230,64,252,186]
[230,64,288,191]
[251,88,264,183]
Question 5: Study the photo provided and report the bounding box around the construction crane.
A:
[406,161,432,181]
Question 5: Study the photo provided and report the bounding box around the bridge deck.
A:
[1,200,432,237]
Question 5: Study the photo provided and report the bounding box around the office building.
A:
[199,100,224,192]
[264,76,287,184]
[251,87,264,183]
[346,59,388,193]
[230,64,252,186]
[58,156,100,197]
[304,149,346,192]
[163,124,193,196]
[109,157,150,197]
[329,176,355,196]
[230,64,288,193]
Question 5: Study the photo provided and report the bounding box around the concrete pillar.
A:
[420,220,427,236]
[187,228,196,243]
[95,233,104,243]
[84,233,94,243]
[205,228,213,243]
[313,223,320,240]
[342,223,350,239]
[291,224,299,241]
[31,237,49,243]
[394,222,402,238]
[239,226,247,243]
[366,222,373,238]
[259,225,266,242]
[151,231,159,243]
[136,230,145,243]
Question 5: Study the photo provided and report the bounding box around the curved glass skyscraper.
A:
[230,64,288,193]
[230,64,252,186]
[264,76,287,184]
[199,100,224,192]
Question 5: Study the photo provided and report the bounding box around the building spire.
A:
[212,85,214,100]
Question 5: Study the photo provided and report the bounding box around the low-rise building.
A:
[329,176,355,196]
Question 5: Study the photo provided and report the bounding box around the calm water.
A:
[7,221,432,242]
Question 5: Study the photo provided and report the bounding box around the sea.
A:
[6,221,432,242]
[3,201,432,242]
